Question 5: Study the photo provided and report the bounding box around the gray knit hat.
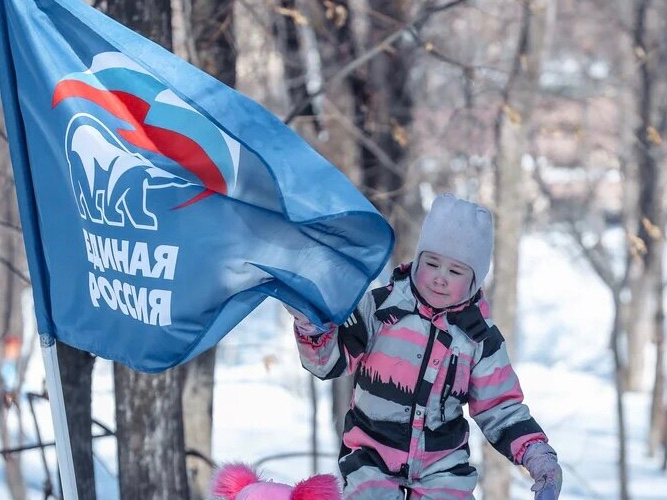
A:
[412,193,494,291]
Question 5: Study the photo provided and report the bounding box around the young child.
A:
[286,193,562,500]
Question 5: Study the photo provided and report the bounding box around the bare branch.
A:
[283,0,471,124]
[565,220,618,289]
[414,0,470,31]
[532,157,623,291]
[0,218,22,233]
[0,256,30,285]
[323,99,403,178]
[429,0,469,15]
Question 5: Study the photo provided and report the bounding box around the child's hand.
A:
[522,442,562,500]
[283,303,323,336]
[283,303,308,322]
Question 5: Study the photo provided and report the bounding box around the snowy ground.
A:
[2,231,667,499]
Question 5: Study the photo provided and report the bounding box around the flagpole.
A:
[40,333,79,500]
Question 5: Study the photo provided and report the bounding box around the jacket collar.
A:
[375,264,481,330]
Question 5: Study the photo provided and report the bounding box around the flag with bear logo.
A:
[0,0,394,372]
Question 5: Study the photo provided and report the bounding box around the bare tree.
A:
[351,0,420,264]
[172,1,237,496]
[0,107,28,500]
[103,1,190,498]
[482,1,552,498]
[620,0,667,396]
[628,1,667,456]
[57,343,96,500]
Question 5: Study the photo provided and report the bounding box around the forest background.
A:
[0,0,666,499]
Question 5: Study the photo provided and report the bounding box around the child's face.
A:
[414,251,474,309]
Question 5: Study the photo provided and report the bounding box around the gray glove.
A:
[522,442,562,500]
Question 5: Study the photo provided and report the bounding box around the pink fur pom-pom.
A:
[292,474,342,500]
[211,463,261,500]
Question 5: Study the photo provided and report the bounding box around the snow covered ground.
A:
[2,231,667,499]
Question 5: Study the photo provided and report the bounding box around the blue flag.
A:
[0,0,394,372]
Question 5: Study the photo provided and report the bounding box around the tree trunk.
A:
[303,0,360,183]
[300,0,360,436]
[486,1,550,499]
[358,0,418,264]
[308,373,319,474]
[103,2,190,498]
[611,291,631,500]
[114,364,189,499]
[273,0,320,142]
[106,0,173,49]
[189,0,236,87]
[632,0,667,452]
[649,272,665,455]
[57,342,97,500]
[182,347,215,499]
[624,0,661,392]
[612,0,637,491]
[173,1,237,497]
[0,114,27,500]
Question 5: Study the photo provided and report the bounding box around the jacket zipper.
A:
[402,323,438,479]
[439,348,459,421]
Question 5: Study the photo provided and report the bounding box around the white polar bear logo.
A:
[66,113,191,230]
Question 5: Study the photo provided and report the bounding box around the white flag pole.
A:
[40,333,79,500]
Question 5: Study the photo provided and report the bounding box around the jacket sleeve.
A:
[294,291,378,380]
[467,324,548,464]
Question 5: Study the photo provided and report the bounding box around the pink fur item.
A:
[210,462,342,500]
[211,463,260,499]
[292,473,342,500]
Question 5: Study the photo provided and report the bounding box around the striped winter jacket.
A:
[295,264,547,483]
